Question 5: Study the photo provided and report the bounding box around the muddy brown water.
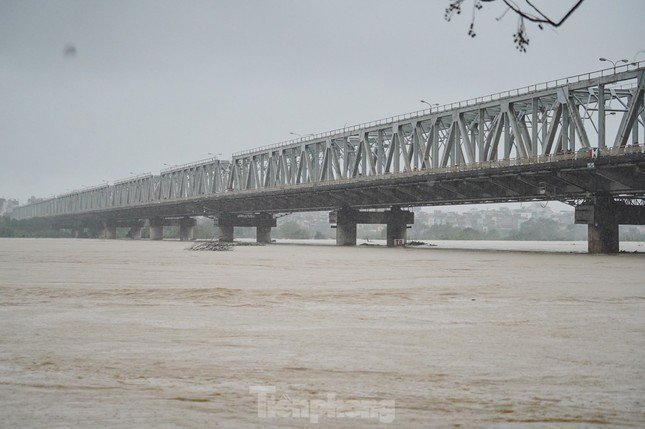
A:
[0,238,643,427]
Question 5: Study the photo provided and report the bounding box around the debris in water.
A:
[407,241,437,247]
[188,241,233,251]
[187,240,266,251]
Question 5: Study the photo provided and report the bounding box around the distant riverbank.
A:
[267,238,645,253]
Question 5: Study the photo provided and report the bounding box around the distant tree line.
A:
[0,217,70,238]
[3,214,645,242]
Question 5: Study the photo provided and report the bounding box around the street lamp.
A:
[290,132,314,138]
[599,57,628,72]
[420,100,439,110]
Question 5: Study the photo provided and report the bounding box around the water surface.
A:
[0,238,643,427]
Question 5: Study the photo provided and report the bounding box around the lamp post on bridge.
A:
[290,132,314,139]
[420,100,439,111]
[633,50,645,64]
[599,57,629,72]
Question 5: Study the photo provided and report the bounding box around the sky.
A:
[1,0,644,205]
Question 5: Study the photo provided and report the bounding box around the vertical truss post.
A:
[503,113,511,159]
[376,130,385,174]
[531,98,539,156]
[598,83,606,148]
[478,109,486,161]
[431,118,439,168]
[614,71,644,147]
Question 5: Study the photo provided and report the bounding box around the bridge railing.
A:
[160,157,228,174]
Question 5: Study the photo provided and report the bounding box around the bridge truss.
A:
[230,66,644,189]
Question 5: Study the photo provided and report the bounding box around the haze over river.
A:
[0,238,644,427]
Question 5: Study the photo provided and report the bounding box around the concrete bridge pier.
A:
[179,217,196,241]
[218,224,235,242]
[126,221,144,239]
[216,212,276,243]
[330,206,414,247]
[86,225,100,238]
[386,207,411,247]
[332,208,358,246]
[127,226,142,240]
[256,226,272,244]
[99,221,117,240]
[588,218,619,254]
[336,221,358,246]
[575,198,645,253]
[72,226,85,238]
[149,217,164,240]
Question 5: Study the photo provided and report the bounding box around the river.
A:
[0,238,643,427]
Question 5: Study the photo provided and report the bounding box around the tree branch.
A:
[445,0,585,52]
[502,0,585,27]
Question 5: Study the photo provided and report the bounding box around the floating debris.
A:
[407,241,431,246]
[188,240,267,251]
[188,241,233,251]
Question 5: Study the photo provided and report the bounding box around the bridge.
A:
[10,64,645,253]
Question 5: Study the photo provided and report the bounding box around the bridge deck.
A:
[23,151,645,227]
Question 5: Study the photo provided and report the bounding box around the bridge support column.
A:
[332,208,357,246]
[336,222,357,246]
[218,225,234,242]
[179,217,196,241]
[257,226,272,244]
[386,209,409,247]
[87,225,100,238]
[72,227,85,238]
[100,222,117,240]
[216,212,276,243]
[575,198,645,254]
[149,217,164,241]
[588,218,619,254]
[330,206,414,247]
[126,222,144,239]
[127,226,142,239]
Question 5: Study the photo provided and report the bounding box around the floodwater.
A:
[0,238,644,427]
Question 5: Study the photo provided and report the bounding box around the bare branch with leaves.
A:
[445,0,585,52]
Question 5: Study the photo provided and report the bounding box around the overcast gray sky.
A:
[1,0,644,203]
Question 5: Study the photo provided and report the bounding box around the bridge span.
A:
[10,64,645,253]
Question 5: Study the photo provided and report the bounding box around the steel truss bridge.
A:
[10,64,645,252]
